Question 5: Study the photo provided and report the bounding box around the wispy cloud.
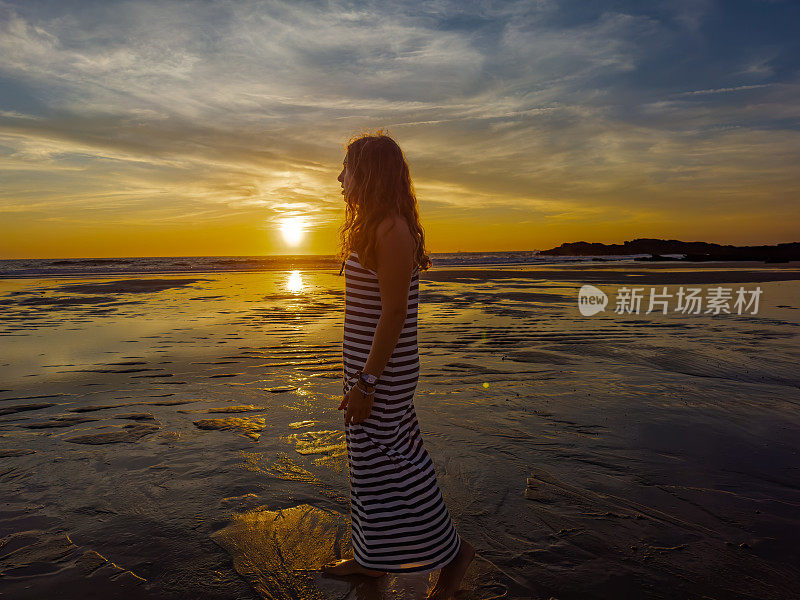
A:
[675,84,772,96]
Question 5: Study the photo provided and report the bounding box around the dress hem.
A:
[353,532,461,574]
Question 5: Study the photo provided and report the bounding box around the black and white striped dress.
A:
[342,250,462,573]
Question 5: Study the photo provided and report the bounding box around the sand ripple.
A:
[193,417,266,441]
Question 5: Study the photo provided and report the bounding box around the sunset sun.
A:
[280,217,306,246]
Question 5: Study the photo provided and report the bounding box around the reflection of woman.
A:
[322,133,475,598]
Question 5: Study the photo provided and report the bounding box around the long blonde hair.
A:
[338,131,431,273]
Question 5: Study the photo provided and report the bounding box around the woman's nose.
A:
[338,170,344,183]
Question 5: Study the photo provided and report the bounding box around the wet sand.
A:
[1,262,799,599]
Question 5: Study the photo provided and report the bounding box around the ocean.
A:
[0,251,684,278]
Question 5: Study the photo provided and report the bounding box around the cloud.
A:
[675,84,772,96]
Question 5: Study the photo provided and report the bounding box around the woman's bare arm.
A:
[362,216,415,379]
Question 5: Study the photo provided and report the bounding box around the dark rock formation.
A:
[538,239,800,262]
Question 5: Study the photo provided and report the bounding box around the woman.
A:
[321,133,475,599]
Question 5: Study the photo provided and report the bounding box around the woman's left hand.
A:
[339,384,375,425]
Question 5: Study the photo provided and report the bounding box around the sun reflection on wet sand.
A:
[286,270,304,293]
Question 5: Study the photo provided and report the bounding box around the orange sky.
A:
[1,2,798,259]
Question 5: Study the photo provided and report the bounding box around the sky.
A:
[0,0,798,258]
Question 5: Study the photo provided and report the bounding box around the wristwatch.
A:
[358,371,378,387]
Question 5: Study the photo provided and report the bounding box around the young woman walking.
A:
[322,133,475,599]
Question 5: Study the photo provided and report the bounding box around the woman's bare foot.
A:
[322,557,387,578]
[426,537,475,600]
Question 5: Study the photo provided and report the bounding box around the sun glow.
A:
[280,217,306,246]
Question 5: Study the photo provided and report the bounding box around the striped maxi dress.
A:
[342,250,462,573]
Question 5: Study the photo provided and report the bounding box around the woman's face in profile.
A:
[337,157,353,199]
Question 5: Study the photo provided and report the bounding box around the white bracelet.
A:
[356,383,375,395]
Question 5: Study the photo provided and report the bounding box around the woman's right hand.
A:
[339,383,375,425]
